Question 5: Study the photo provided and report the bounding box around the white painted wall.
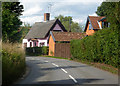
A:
[22,39,48,48]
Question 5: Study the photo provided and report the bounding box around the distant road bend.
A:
[16,56,118,85]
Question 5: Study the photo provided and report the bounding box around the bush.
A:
[70,28,118,68]
[25,46,49,56]
[2,42,26,85]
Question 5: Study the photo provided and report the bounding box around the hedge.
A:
[26,46,49,56]
[2,43,26,85]
[70,28,118,68]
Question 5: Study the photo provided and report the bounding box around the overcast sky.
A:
[19,0,104,27]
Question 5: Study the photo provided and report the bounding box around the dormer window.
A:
[89,23,91,30]
[102,22,109,28]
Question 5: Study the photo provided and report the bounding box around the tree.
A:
[96,2,120,30]
[19,23,31,42]
[2,2,24,42]
[55,15,82,32]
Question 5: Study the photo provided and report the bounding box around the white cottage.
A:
[22,13,67,48]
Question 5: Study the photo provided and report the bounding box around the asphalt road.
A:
[16,56,118,85]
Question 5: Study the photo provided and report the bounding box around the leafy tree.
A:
[55,15,82,32]
[19,23,31,42]
[2,2,24,42]
[96,2,120,30]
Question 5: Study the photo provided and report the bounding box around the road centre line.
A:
[52,63,59,67]
[52,63,56,66]
[51,63,77,83]
[45,61,48,62]
[61,68,68,73]
[69,75,78,83]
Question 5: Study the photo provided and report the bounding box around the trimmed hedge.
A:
[26,46,49,56]
[2,43,26,85]
[70,28,118,68]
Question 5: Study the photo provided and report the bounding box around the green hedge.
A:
[2,43,26,85]
[70,28,118,68]
[26,46,49,56]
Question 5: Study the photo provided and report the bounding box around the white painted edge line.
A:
[69,75,77,83]
[61,68,68,73]
[45,61,48,62]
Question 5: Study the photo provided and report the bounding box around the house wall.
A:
[86,22,95,36]
[22,38,48,48]
[49,35,55,56]
[53,24,63,31]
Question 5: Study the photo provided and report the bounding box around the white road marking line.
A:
[61,68,68,73]
[52,63,59,67]
[69,75,77,83]
[52,63,56,66]
[55,64,59,67]
[45,61,48,62]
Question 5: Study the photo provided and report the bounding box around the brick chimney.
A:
[44,13,50,21]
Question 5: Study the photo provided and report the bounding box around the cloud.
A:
[20,0,103,25]
[20,16,44,25]
[23,5,42,16]
[20,0,104,3]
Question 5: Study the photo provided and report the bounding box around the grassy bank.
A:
[2,42,26,85]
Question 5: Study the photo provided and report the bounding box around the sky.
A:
[19,0,105,27]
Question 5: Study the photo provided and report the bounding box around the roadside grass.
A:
[2,42,26,85]
[72,58,118,74]
[43,55,70,60]
[40,55,118,75]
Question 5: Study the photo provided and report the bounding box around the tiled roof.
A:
[51,31,86,42]
[89,16,105,29]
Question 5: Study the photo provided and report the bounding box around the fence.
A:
[54,43,71,58]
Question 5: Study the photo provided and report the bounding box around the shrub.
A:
[2,42,26,85]
[70,28,118,68]
[25,46,49,56]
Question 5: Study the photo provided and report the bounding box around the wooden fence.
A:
[54,43,71,58]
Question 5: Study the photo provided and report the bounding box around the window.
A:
[30,42,32,47]
[89,23,91,30]
[34,42,36,47]
[102,22,109,28]
[40,42,45,47]
[24,43,27,48]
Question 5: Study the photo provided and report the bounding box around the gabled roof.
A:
[49,31,86,42]
[84,16,106,32]
[24,19,67,39]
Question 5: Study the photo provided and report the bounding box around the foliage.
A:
[55,15,82,32]
[96,2,120,30]
[26,46,49,56]
[70,28,118,68]
[2,2,24,42]
[2,42,26,85]
[19,23,31,42]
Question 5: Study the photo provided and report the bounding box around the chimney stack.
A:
[44,13,50,21]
